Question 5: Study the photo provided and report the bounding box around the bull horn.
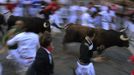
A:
[43,22,47,28]
[120,35,129,41]
[119,28,126,32]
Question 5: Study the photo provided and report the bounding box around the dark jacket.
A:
[26,47,54,75]
[79,39,94,64]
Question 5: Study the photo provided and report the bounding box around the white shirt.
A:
[99,11,112,23]
[0,0,18,3]
[20,0,32,4]
[109,10,116,17]
[89,7,97,13]
[79,6,88,13]
[81,13,94,27]
[99,6,116,23]
[58,7,69,19]
[58,0,69,4]
[49,11,63,25]
[0,0,7,14]
[93,15,101,26]
[0,0,6,3]
[7,32,40,58]
[100,6,109,11]
[124,20,134,32]
[69,5,80,16]
[12,6,23,16]
[68,5,80,23]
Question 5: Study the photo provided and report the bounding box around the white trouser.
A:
[75,61,95,75]
[102,22,109,30]
[8,50,34,71]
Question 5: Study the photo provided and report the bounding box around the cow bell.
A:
[120,35,129,41]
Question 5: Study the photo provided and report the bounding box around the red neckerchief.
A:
[47,46,53,52]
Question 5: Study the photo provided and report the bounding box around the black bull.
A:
[0,15,51,33]
[63,25,129,54]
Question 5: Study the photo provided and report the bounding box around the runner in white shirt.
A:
[108,7,117,30]
[7,32,40,58]
[12,4,24,16]
[49,10,63,29]
[28,0,42,17]
[99,5,116,30]
[124,17,134,55]
[68,5,80,24]
[7,26,40,74]
[57,4,69,23]
[19,0,32,16]
[92,12,101,28]
[79,6,95,28]
[0,0,9,14]
[87,2,97,14]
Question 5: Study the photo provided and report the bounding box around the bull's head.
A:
[43,22,50,28]
[118,28,129,47]
[120,35,129,41]
[43,21,51,32]
[119,34,129,47]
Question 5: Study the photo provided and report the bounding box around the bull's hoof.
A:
[91,56,109,62]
